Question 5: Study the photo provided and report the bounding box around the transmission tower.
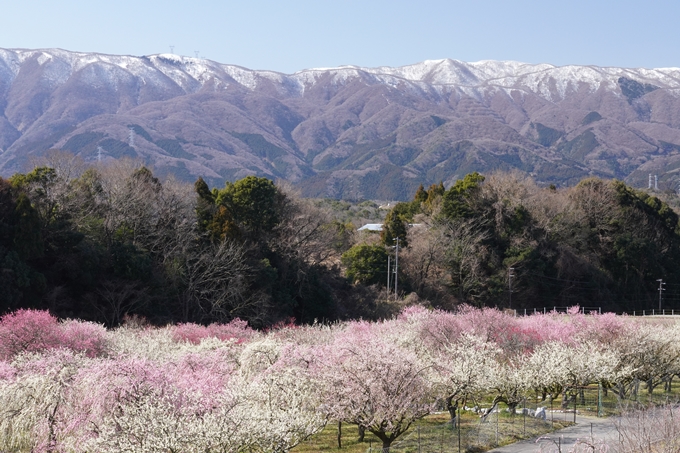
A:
[128,127,135,148]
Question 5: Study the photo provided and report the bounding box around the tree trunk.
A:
[446,395,458,426]
[47,399,60,453]
[337,421,342,449]
[372,431,396,453]
[357,424,365,442]
[481,396,503,421]
[561,389,571,409]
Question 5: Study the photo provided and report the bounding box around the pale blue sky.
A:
[2,0,678,73]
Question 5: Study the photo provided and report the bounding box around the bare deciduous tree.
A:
[441,218,490,303]
[274,183,346,266]
[182,240,268,323]
[401,218,451,304]
[95,279,148,327]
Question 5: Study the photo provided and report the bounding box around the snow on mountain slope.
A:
[2,48,680,100]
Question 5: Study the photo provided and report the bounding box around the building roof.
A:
[358,223,383,231]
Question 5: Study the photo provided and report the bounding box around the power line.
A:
[523,272,603,287]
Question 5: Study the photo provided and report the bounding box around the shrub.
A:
[0,309,61,359]
[60,320,109,357]
[341,244,388,286]
[0,310,108,359]
[172,318,254,344]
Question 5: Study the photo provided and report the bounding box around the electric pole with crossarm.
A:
[657,279,666,310]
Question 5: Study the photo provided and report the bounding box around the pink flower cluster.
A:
[171,318,254,344]
[0,309,108,360]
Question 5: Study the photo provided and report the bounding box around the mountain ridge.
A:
[1,48,680,199]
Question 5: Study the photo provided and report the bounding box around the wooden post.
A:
[458,404,462,453]
[550,395,554,429]
[495,407,499,446]
[418,425,421,453]
[598,382,603,417]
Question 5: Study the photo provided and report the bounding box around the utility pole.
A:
[509,267,515,309]
[394,237,400,300]
[657,279,666,310]
[387,255,391,294]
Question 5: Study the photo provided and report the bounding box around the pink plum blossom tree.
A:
[0,310,108,360]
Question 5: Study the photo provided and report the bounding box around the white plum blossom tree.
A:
[317,324,434,452]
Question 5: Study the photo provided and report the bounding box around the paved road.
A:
[486,413,618,452]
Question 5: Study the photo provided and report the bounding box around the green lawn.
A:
[294,412,572,453]
[296,381,680,453]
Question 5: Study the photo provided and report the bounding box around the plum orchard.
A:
[0,307,678,452]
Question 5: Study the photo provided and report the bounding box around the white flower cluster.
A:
[1,307,679,452]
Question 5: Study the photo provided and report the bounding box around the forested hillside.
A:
[371,172,680,312]
[0,153,362,326]
[1,152,679,326]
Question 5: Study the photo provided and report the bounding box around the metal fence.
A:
[365,409,558,453]
[516,307,603,316]
[364,383,680,453]
[515,306,680,317]
[364,395,565,453]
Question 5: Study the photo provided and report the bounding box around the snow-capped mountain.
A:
[1,48,680,199]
